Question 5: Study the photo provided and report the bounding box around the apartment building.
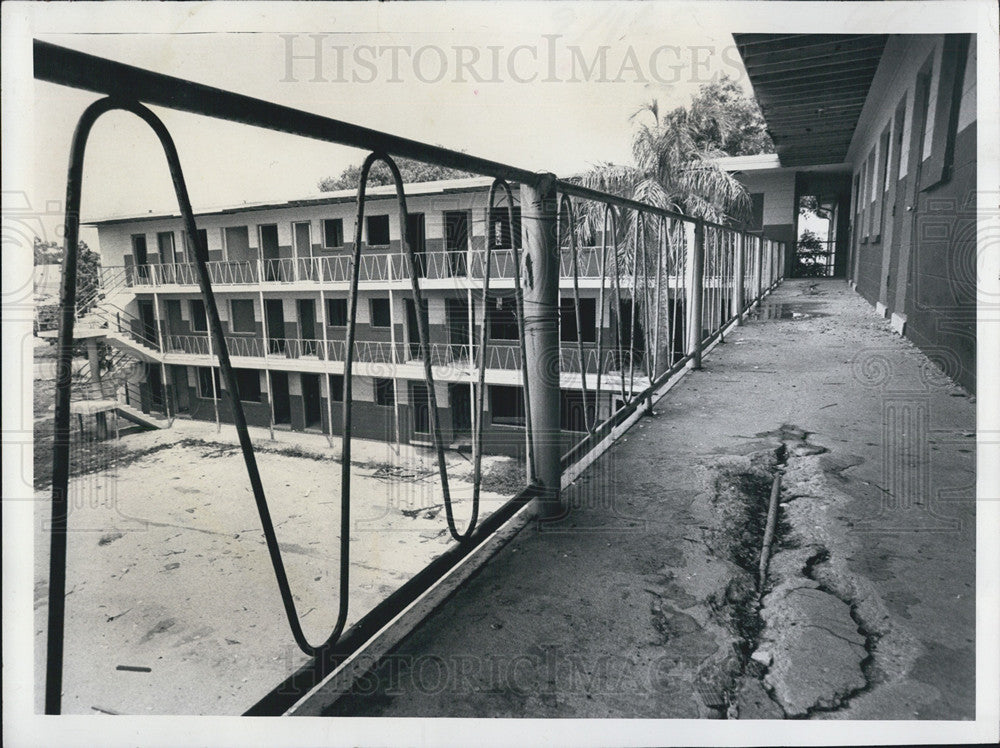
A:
[84,176,688,457]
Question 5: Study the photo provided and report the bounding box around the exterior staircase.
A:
[66,265,169,430]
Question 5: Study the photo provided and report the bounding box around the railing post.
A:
[734,233,746,325]
[685,219,705,370]
[754,237,764,305]
[520,174,561,519]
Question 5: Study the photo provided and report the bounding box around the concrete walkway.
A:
[315,279,977,720]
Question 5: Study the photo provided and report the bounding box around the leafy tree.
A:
[33,237,102,317]
[319,156,474,192]
[793,229,830,277]
[685,75,775,157]
[570,77,773,379]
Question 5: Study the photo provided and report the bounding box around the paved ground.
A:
[319,279,977,720]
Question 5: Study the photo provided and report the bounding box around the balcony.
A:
[163,333,646,381]
[115,246,617,291]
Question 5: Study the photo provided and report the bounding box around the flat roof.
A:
[84,175,503,227]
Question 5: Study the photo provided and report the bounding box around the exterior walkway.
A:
[312,279,977,720]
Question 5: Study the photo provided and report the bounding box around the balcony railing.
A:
[111,245,623,290]
[39,39,788,717]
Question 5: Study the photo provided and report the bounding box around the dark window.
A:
[232,368,262,402]
[328,374,344,402]
[366,214,390,246]
[370,298,391,328]
[198,366,221,399]
[489,206,522,249]
[560,297,597,343]
[230,299,256,333]
[487,295,519,340]
[490,385,525,426]
[327,297,348,326]
[323,218,344,248]
[190,299,207,332]
[374,377,395,406]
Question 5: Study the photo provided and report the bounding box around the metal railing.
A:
[110,246,622,289]
[37,39,785,716]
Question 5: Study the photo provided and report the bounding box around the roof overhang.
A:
[733,34,888,167]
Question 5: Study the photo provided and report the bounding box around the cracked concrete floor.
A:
[322,279,976,720]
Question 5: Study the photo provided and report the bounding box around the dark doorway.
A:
[410,382,430,437]
[147,365,165,414]
[259,224,282,281]
[171,365,190,413]
[616,301,645,370]
[407,212,427,277]
[405,298,426,359]
[297,299,317,356]
[265,299,286,355]
[446,298,470,348]
[137,300,158,347]
[444,211,469,277]
[165,299,183,340]
[132,235,149,283]
[271,371,291,425]
[450,383,472,437]
[301,373,322,429]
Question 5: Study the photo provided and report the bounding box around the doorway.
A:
[297,299,317,356]
[301,373,322,429]
[137,300,158,347]
[410,382,430,437]
[444,211,469,277]
[132,235,149,283]
[271,371,291,425]
[265,299,286,355]
[405,298,426,360]
[171,365,190,413]
[259,224,281,281]
[449,383,472,437]
[446,297,470,363]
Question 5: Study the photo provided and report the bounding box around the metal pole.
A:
[754,237,764,305]
[734,233,746,324]
[685,220,705,370]
[520,175,561,519]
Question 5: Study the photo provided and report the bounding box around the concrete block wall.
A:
[846,34,977,392]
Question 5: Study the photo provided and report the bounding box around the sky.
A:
[16,2,752,251]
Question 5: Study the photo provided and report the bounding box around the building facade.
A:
[85,177,694,456]
[729,33,978,392]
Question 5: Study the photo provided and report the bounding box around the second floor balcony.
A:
[114,246,623,291]
[163,333,652,380]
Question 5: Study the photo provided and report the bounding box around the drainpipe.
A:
[520,175,561,519]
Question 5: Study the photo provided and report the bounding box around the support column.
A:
[685,220,705,369]
[734,233,746,324]
[520,175,561,519]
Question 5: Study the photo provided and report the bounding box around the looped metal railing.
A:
[38,39,787,716]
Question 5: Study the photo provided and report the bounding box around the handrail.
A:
[38,38,787,716]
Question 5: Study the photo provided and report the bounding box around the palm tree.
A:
[567,100,751,382]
